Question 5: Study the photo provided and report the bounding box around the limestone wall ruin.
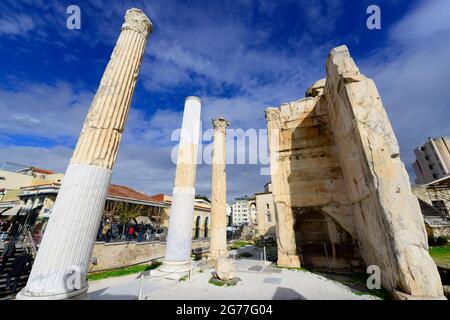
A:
[89,239,209,272]
[266,45,444,299]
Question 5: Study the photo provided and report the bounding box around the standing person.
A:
[144,227,151,241]
[137,224,144,243]
[1,221,9,232]
[9,221,20,240]
[96,220,104,241]
[111,222,118,241]
[101,219,111,242]
[6,252,32,293]
[0,237,16,273]
[128,224,134,241]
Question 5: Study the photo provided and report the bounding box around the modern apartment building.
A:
[231,196,250,226]
[412,137,450,184]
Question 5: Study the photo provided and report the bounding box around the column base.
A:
[16,285,88,300]
[208,249,228,261]
[150,260,192,280]
[277,253,301,268]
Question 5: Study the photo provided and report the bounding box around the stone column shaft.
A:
[17,8,152,300]
[209,118,229,260]
[155,96,202,279]
[265,109,301,268]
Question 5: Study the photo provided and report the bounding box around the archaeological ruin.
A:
[12,6,446,301]
[209,118,230,261]
[265,45,444,299]
[17,8,153,299]
[152,96,202,279]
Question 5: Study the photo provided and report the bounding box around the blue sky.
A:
[0,0,449,200]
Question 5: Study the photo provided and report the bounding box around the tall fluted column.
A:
[208,118,229,260]
[17,8,152,300]
[153,96,202,279]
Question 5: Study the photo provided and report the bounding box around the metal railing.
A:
[23,231,37,258]
[0,161,32,173]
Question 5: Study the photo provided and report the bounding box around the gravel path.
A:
[87,252,380,300]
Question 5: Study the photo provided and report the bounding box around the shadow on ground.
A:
[316,271,389,299]
[272,287,307,300]
[87,287,137,300]
[228,245,270,262]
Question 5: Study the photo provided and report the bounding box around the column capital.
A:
[122,8,153,38]
[265,107,280,122]
[212,118,230,130]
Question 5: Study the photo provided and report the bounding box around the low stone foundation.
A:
[89,239,209,272]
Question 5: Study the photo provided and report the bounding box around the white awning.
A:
[1,205,24,216]
[0,207,12,214]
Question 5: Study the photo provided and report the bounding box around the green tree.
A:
[105,201,146,237]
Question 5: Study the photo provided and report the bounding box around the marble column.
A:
[17,8,152,300]
[208,118,229,260]
[153,96,202,279]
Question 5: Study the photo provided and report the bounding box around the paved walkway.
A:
[87,247,380,300]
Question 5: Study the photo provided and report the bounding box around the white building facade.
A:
[231,197,250,226]
[413,137,450,184]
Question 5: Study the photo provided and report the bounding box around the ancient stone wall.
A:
[266,45,444,299]
[266,93,360,270]
[412,185,450,238]
[412,184,450,216]
[89,239,209,272]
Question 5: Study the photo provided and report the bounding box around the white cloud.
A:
[361,0,450,179]
[390,0,450,42]
[0,145,72,173]
[0,83,93,140]
[0,14,34,36]
[300,0,344,35]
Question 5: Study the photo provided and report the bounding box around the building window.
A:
[204,217,209,238]
[194,216,201,239]
[266,211,272,223]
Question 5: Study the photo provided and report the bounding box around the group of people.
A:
[97,219,166,243]
[0,221,21,239]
